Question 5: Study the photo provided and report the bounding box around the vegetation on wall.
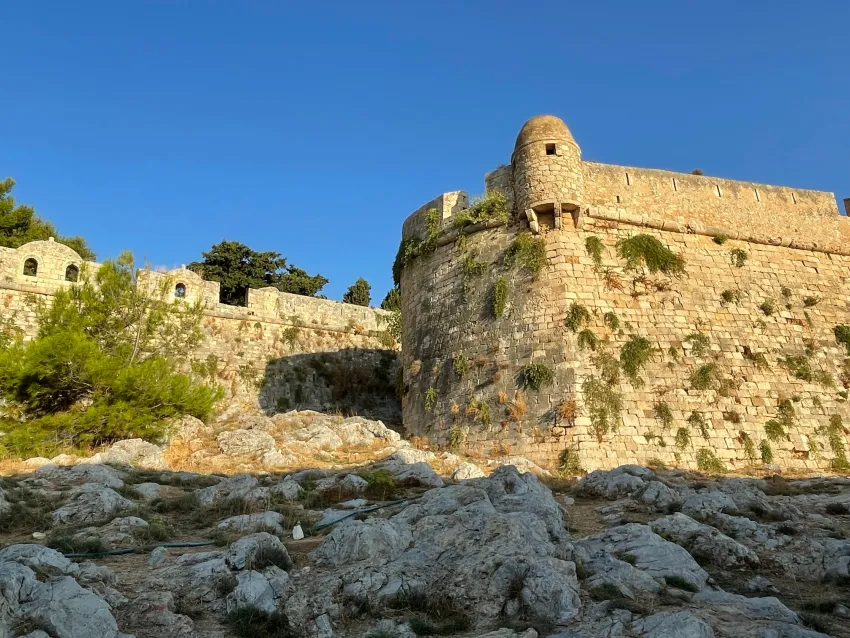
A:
[452,191,510,229]
[720,289,742,304]
[584,236,604,269]
[565,302,591,333]
[834,325,850,356]
[603,311,619,332]
[558,446,584,476]
[342,277,371,306]
[0,177,96,260]
[493,276,508,318]
[818,415,848,470]
[521,364,554,391]
[696,448,726,473]
[505,232,547,277]
[764,399,795,442]
[730,248,748,268]
[582,375,622,441]
[760,440,774,464]
[653,402,673,429]
[614,234,685,276]
[0,253,222,457]
[687,412,710,439]
[690,363,719,391]
[424,387,437,413]
[675,427,691,450]
[684,332,711,358]
[577,329,599,351]
[188,240,328,305]
[452,354,470,379]
[620,335,654,387]
[392,208,440,286]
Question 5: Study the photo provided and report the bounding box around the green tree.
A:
[0,178,95,260]
[187,240,327,306]
[0,253,221,456]
[380,286,400,311]
[343,278,371,306]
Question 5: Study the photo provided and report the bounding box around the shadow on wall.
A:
[259,348,401,424]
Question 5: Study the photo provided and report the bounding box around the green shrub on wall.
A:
[687,412,710,439]
[565,303,591,333]
[834,325,850,355]
[493,276,508,318]
[696,448,726,473]
[584,236,604,269]
[730,248,748,268]
[505,232,547,277]
[582,375,622,441]
[452,191,510,229]
[577,329,599,351]
[620,336,654,387]
[615,234,685,276]
[521,364,554,391]
[760,440,774,464]
[653,402,674,429]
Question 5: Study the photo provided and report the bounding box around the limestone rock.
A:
[195,473,269,507]
[379,460,444,488]
[649,513,759,567]
[226,532,292,571]
[388,448,436,464]
[26,463,126,490]
[52,483,134,526]
[217,429,278,456]
[680,491,739,521]
[578,466,651,500]
[452,462,485,480]
[575,523,710,591]
[271,478,304,501]
[226,566,290,614]
[148,546,169,567]
[133,482,165,500]
[117,590,194,638]
[217,511,286,535]
[632,610,715,637]
[313,518,412,567]
[108,439,169,470]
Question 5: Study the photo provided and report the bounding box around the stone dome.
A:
[513,115,576,152]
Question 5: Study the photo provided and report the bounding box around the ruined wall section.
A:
[582,162,848,251]
[400,217,850,472]
[0,241,400,422]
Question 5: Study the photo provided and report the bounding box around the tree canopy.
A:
[187,240,328,306]
[381,286,400,311]
[343,277,371,306]
[0,178,95,260]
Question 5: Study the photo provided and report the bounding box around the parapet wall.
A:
[0,240,400,422]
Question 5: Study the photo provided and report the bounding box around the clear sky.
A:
[2,1,847,304]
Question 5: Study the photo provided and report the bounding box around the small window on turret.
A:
[545,143,556,155]
[23,258,38,277]
[65,264,79,282]
[175,283,186,298]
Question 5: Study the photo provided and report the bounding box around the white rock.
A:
[51,484,134,526]
[148,546,169,567]
[22,457,52,469]
[217,429,278,456]
[226,567,290,614]
[109,439,169,470]
[271,478,304,501]
[452,462,485,480]
[313,518,412,567]
[133,482,164,500]
[217,511,286,535]
[226,532,291,571]
[28,463,126,489]
[388,448,436,464]
[649,513,759,567]
[632,610,715,637]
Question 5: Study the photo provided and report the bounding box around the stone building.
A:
[398,115,850,472]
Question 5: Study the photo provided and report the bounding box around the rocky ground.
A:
[0,410,849,637]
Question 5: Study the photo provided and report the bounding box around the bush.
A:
[620,336,654,387]
[759,300,776,316]
[565,303,591,333]
[0,254,221,456]
[684,332,711,358]
[582,375,622,441]
[603,311,619,332]
[720,289,741,304]
[521,364,555,391]
[803,296,820,308]
[615,234,685,276]
[505,232,547,277]
[688,412,710,439]
[760,440,774,464]
[675,427,691,450]
[577,329,599,351]
[730,248,748,268]
[226,607,293,638]
[834,325,850,355]
[558,446,584,476]
[493,276,508,318]
[696,448,726,473]
[712,234,728,245]
[653,402,674,429]
[690,363,718,391]
[585,236,604,268]
[453,191,509,229]
[424,387,437,412]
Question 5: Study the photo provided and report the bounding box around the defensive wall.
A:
[0,239,400,422]
[399,115,850,472]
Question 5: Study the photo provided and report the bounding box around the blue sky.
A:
[1,1,847,303]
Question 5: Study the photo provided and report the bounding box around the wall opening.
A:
[754,188,760,202]
[545,143,556,156]
[23,258,38,277]
[64,264,79,282]
[616,195,621,204]
[533,203,555,230]
[792,192,797,204]
[672,177,677,191]
[175,283,187,298]
[625,172,631,186]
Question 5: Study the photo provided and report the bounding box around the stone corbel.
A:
[525,208,539,234]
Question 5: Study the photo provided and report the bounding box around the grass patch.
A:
[226,607,294,638]
[664,575,698,592]
[615,234,685,276]
[389,591,471,636]
[505,232,547,278]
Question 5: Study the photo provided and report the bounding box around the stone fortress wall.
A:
[0,239,399,421]
[399,115,850,472]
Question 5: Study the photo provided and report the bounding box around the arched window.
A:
[65,264,79,282]
[175,283,187,298]
[23,258,38,277]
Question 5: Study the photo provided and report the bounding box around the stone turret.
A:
[511,115,585,232]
